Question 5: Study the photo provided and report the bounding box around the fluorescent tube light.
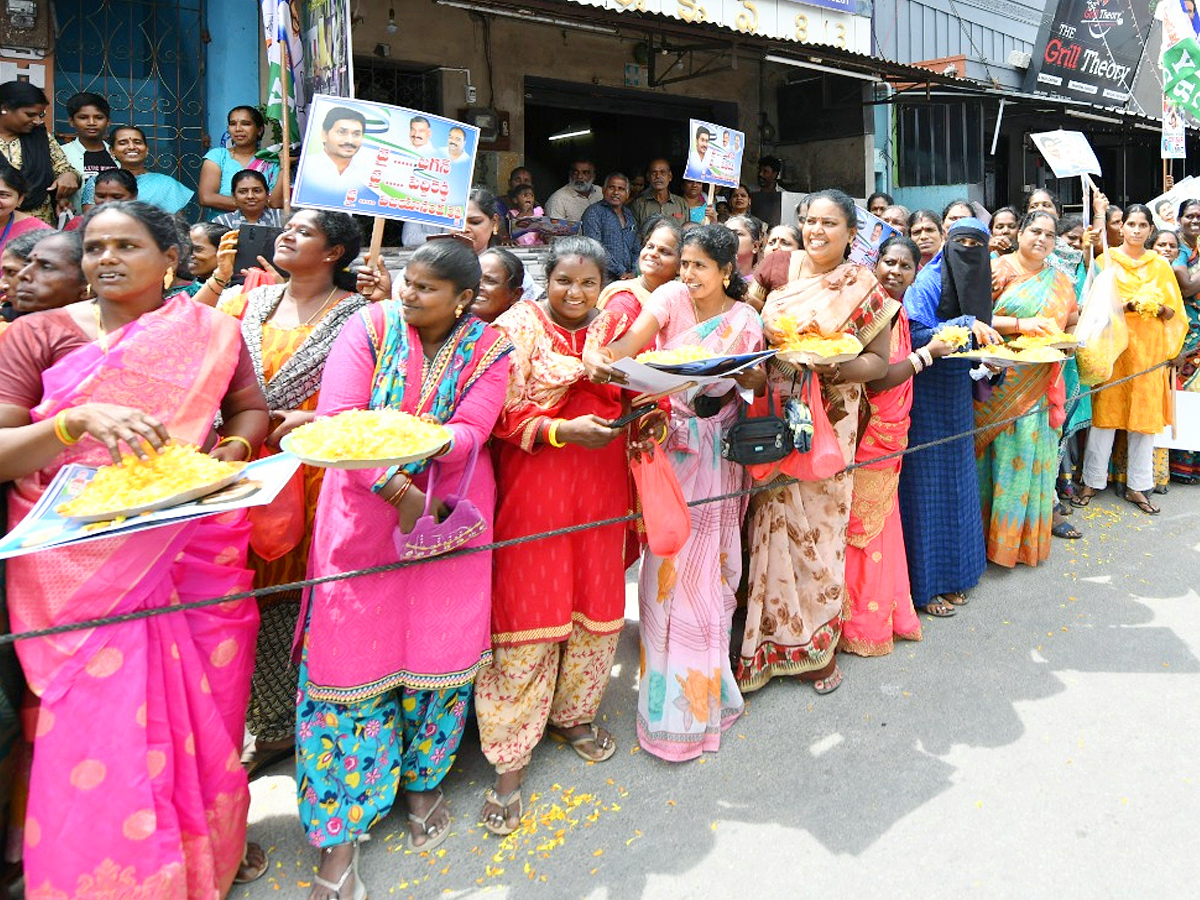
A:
[549,128,593,141]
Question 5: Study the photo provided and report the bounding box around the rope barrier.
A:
[0,357,1175,646]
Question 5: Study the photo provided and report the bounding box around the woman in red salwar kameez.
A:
[475,236,632,836]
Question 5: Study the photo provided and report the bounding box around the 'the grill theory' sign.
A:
[1024,0,1153,108]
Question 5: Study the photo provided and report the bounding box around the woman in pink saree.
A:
[0,201,269,898]
[586,224,765,761]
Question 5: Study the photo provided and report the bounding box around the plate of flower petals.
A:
[281,409,451,469]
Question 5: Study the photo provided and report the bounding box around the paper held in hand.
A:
[611,350,776,396]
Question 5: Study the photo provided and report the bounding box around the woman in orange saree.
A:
[0,201,269,898]
[974,210,1075,567]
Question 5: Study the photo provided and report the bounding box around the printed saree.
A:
[634,283,762,760]
[841,309,922,656]
[6,295,258,900]
[974,258,1073,568]
[738,255,897,692]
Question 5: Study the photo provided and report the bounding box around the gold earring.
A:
[723,274,731,288]
[84,283,93,299]
[163,267,175,290]
[455,304,465,317]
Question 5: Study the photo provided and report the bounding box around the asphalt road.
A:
[236,482,1200,900]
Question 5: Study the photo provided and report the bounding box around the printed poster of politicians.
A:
[1030,129,1103,178]
[292,95,479,229]
[1023,0,1152,108]
[682,119,746,190]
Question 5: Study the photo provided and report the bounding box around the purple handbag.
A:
[392,436,487,560]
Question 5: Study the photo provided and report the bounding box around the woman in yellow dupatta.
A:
[737,189,896,695]
[1076,204,1186,515]
[975,210,1075,567]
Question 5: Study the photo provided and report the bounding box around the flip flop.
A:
[1124,490,1160,515]
[941,592,969,606]
[1070,487,1097,508]
[481,786,524,836]
[921,601,957,617]
[407,788,451,852]
[1054,501,1073,518]
[550,723,617,762]
[1052,520,1083,539]
[812,665,844,695]
[233,842,268,884]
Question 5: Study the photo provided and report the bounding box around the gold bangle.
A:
[216,435,253,460]
[207,277,229,291]
[53,410,80,446]
[547,419,567,448]
[384,476,412,507]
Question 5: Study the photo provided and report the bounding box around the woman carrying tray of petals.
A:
[296,239,512,900]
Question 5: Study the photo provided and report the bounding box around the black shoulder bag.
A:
[721,387,793,465]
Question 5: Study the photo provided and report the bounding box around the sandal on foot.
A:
[481,787,524,836]
[312,840,368,900]
[941,592,969,606]
[234,841,268,884]
[1052,520,1083,539]
[551,723,617,762]
[922,600,957,618]
[407,789,451,852]
[1124,490,1160,515]
[812,665,843,695]
[1070,486,1097,508]
[1054,501,1073,518]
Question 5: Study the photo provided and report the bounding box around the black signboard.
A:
[1024,0,1154,108]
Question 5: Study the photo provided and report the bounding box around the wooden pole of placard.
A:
[280,41,293,218]
[1164,158,1170,193]
[366,217,385,270]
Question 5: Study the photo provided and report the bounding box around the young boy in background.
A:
[60,92,117,214]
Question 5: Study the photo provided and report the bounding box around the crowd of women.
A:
[0,76,1193,900]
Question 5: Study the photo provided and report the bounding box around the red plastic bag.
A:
[248,449,305,561]
[630,441,691,557]
[779,373,844,482]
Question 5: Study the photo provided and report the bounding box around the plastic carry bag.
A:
[630,441,691,557]
[778,371,844,481]
[1075,264,1129,385]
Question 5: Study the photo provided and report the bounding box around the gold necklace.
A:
[92,299,108,353]
[278,286,339,328]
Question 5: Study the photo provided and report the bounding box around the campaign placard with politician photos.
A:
[292,94,480,229]
[682,119,745,190]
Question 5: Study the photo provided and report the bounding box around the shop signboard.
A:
[683,119,745,189]
[565,0,871,55]
[1023,0,1152,108]
[1030,129,1102,178]
[292,95,480,229]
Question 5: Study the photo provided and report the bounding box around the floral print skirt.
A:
[295,641,471,848]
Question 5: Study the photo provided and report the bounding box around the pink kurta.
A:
[300,306,511,702]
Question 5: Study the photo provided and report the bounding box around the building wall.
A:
[364,0,766,186]
[206,0,261,147]
[873,0,1044,88]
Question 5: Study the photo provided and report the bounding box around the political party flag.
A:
[262,0,305,134]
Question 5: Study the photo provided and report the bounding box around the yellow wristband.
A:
[216,435,253,460]
[547,419,567,448]
[53,410,81,446]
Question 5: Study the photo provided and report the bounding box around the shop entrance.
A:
[522,77,739,200]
